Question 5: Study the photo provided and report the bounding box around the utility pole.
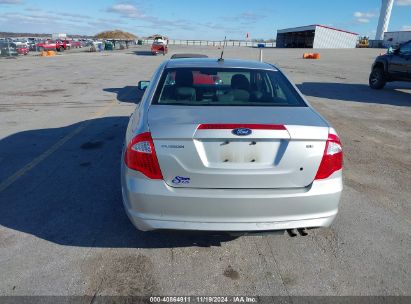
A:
[7,38,11,57]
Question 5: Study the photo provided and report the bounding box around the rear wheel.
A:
[369,67,386,89]
[38,47,44,52]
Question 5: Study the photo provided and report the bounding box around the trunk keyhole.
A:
[300,167,304,171]
[250,141,257,145]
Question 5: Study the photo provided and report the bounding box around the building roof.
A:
[165,58,277,70]
[384,30,411,33]
[277,24,358,36]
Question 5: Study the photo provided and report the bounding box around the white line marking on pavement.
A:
[0,100,117,193]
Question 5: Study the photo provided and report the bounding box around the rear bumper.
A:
[151,47,167,54]
[121,168,342,232]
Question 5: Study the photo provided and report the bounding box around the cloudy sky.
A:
[0,0,410,39]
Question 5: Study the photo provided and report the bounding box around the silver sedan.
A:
[121,57,343,232]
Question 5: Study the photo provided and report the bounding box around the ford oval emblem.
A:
[232,128,252,136]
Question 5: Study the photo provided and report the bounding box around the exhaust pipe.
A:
[297,228,308,236]
[287,228,308,237]
[286,229,297,237]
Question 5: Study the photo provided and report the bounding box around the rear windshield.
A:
[152,68,306,107]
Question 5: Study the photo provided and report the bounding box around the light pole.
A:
[7,38,11,57]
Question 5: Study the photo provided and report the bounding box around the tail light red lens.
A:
[124,132,163,180]
[315,133,343,180]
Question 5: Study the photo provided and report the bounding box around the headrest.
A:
[231,74,250,90]
[175,70,194,86]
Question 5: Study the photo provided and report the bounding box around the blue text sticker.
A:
[172,176,190,184]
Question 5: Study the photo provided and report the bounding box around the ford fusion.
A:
[121,58,343,232]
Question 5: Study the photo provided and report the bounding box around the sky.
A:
[0,0,410,39]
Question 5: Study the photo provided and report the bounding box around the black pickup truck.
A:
[369,40,411,89]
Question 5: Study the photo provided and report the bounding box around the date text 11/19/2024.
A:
[149,296,258,303]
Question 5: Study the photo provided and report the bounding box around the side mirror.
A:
[393,48,400,55]
[138,80,150,91]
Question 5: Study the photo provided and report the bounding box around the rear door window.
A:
[399,41,411,56]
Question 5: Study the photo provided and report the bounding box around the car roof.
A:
[170,53,209,59]
[165,58,278,71]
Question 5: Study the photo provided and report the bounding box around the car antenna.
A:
[218,36,226,62]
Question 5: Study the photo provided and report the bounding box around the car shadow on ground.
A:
[133,51,155,56]
[298,82,411,107]
[0,116,238,248]
[103,86,144,104]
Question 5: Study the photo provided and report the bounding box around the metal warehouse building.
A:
[276,25,358,48]
[383,31,411,47]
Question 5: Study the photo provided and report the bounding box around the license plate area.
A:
[194,139,287,168]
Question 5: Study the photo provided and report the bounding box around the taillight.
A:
[315,132,343,180]
[124,132,163,179]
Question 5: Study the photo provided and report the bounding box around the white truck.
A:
[52,33,67,40]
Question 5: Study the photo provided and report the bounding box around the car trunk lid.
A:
[148,105,329,189]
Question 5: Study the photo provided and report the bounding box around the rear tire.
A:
[369,67,386,89]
